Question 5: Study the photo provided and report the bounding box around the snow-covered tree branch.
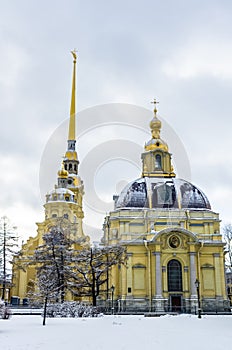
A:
[223,224,232,271]
[71,245,127,306]
[0,216,18,300]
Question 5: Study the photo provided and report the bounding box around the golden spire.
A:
[69,50,77,141]
[65,50,78,161]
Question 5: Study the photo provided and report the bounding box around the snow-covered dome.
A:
[115,177,211,210]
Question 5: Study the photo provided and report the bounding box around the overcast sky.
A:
[0,0,232,242]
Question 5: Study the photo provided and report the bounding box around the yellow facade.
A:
[102,105,229,313]
[11,53,89,303]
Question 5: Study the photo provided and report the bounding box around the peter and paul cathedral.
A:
[11,54,229,312]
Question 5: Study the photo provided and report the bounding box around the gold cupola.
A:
[145,100,168,152]
[141,99,175,178]
[58,162,69,179]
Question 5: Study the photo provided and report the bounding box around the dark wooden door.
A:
[171,296,181,312]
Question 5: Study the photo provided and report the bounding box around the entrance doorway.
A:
[170,295,182,312]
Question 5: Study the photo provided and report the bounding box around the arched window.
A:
[167,259,182,292]
[69,164,72,170]
[155,154,162,169]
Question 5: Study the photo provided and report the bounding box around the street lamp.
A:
[111,285,115,315]
[195,279,201,319]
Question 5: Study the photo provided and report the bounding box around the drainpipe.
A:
[197,241,204,309]
[143,238,152,312]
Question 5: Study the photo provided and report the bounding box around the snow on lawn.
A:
[1,314,232,350]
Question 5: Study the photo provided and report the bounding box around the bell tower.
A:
[141,99,175,178]
[39,51,85,238]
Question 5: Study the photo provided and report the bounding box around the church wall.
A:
[106,211,229,313]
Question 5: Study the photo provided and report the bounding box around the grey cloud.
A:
[0,0,232,239]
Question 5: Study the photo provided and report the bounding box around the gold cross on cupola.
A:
[151,98,159,116]
[151,98,159,107]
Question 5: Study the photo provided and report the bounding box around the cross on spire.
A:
[151,98,159,107]
[151,98,159,117]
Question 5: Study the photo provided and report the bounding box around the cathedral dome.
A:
[115,102,211,211]
[115,177,211,210]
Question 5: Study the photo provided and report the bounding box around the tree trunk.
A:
[92,275,97,306]
[2,220,6,300]
[92,292,97,306]
[43,296,48,326]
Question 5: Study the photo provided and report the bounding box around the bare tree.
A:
[0,216,18,300]
[224,224,232,271]
[73,245,127,306]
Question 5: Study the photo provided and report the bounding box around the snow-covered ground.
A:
[1,314,232,350]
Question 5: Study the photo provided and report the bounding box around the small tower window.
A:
[65,196,69,201]
[69,164,72,170]
[155,154,162,169]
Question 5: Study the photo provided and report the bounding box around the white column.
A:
[154,252,162,297]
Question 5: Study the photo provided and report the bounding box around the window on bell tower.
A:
[155,154,162,169]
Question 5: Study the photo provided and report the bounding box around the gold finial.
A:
[71,49,77,63]
[151,98,159,117]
